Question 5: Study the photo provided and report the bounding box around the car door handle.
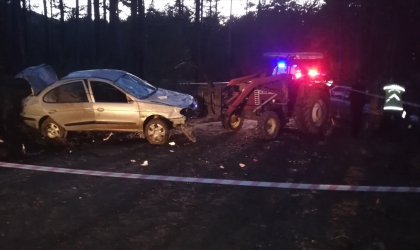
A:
[48,110,57,114]
[97,108,105,112]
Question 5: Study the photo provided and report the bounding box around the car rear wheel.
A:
[145,118,170,145]
[295,89,330,135]
[41,117,67,139]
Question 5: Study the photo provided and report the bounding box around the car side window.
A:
[43,81,88,103]
[90,81,128,103]
[331,87,345,99]
[343,89,351,101]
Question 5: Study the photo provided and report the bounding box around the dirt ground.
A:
[1,120,420,250]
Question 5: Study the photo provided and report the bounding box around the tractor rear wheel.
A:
[222,112,244,133]
[256,111,281,139]
[295,89,329,135]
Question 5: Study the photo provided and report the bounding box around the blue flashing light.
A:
[277,61,286,68]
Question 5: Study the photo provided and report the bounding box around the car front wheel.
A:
[145,118,171,145]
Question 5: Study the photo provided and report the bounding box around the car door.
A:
[41,80,95,130]
[341,89,352,120]
[330,87,346,119]
[88,80,141,131]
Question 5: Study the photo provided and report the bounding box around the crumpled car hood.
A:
[16,64,58,95]
[145,88,194,108]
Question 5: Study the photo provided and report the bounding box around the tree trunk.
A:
[138,0,145,78]
[59,0,65,48]
[194,0,201,82]
[227,0,232,77]
[43,0,50,63]
[11,0,23,72]
[49,0,53,62]
[88,0,92,20]
[21,0,28,66]
[94,0,100,63]
[103,0,107,20]
[0,0,5,69]
[109,0,118,67]
[131,0,138,74]
[76,0,80,66]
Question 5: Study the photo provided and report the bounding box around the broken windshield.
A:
[115,73,157,99]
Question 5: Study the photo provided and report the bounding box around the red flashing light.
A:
[308,69,319,77]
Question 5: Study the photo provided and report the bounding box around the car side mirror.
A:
[127,96,134,103]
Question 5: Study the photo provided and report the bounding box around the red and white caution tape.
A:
[1,162,420,192]
[331,84,420,108]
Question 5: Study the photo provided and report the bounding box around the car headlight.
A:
[189,99,198,110]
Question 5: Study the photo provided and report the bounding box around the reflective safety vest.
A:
[383,84,405,111]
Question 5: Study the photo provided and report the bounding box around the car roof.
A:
[332,86,351,89]
[264,52,323,59]
[62,69,127,81]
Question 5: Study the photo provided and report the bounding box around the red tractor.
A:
[219,52,331,138]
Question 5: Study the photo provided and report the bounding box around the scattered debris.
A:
[169,142,176,146]
[181,124,196,142]
[253,158,258,162]
[69,150,72,153]
[220,165,224,169]
[158,96,168,100]
[239,163,246,168]
[141,160,148,166]
[22,144,26,154]
[79,197,82,199]
[103,132,113,141]
[170,150,174,152]
[71,187,77,190]
[131,160,136,163]
[0,139,3,143]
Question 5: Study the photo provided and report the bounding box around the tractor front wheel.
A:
[256,111,281,140]
[222,112,244,133]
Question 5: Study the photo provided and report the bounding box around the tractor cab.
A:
[265,52,325,81]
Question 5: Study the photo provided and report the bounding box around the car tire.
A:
[222,112,244,133]
[40,117,67,139]
[256,111,281,140]
[145,118,171,145]
[295,89,330,135]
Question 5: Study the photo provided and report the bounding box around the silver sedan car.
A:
[17,65,197,144]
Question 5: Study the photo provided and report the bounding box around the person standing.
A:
[381,84,406,141]
[350,79,366,138]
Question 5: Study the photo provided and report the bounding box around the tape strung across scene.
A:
[329,84,420,108]
[180,82,420,108]
[1,162,420,193]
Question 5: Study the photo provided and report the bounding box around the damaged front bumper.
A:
[170,116,196,142]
